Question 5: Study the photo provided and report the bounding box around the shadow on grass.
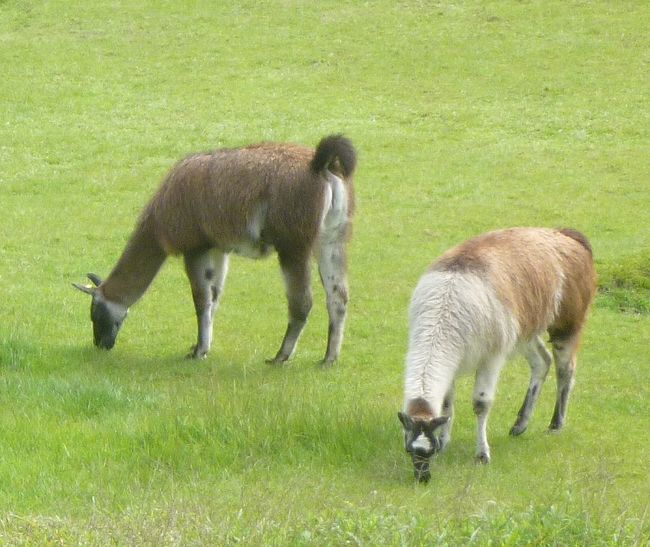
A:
[597,251,650,315]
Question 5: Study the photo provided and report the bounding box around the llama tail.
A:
[559,227,593,256]
[310,134,357,178]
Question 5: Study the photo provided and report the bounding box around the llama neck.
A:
[405,273,465,414]
[405,345,458,416]
[101,214,167,307]
[405,314,461,415]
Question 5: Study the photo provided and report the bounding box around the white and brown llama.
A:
[74,134,356,363]
[398,227,596,482]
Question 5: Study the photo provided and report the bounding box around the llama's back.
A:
[144,143,327,254]
[405,269,519,404]
[430,228,594,341]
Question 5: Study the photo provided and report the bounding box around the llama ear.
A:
[87,273,102,287]
[72,282,95,296]
[398,411,413,430]
[428,416,450,433]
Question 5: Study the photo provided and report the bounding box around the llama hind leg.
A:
[510,336,553,436]
[184,249,229,359]
[317,236,349,365]
[549,336,580,431]
[268,252,312,364]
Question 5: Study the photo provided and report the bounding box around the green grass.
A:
[1,0,649,544]
[597,251,650,314]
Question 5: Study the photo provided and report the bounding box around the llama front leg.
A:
[268,253,312,364]
[439,386,455,450]
[184,249,229,359]
[473,358,505,463]
[510,336,553,436]
[549,337,579,431]
[318,238,349,365]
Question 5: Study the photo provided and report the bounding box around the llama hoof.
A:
[510,423,527,436]
[547,425,563,434]
[186,346,208,359]
[475,452,491,465]
[415,470,431,484]
[265,355,287,365]
[319,357,336,368]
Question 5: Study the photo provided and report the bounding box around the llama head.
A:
[73,274,128,350]
[398,412,449,483]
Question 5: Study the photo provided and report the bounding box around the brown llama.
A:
[74,134,356,363]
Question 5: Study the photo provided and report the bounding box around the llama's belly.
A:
[456,357,480,376]
[231,239,274,259]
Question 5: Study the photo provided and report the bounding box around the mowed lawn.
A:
[1,0,649,544]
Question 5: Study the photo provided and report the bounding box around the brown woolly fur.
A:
[149,144,324,256]
[310,134,357,178]
[558,227,593,256]
[102,136,356,300]
[100,218,167,306]
[406,397,434,419]
[431,227,597,341]
[79,134,357,361]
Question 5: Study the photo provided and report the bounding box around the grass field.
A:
[1,0,649,544]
